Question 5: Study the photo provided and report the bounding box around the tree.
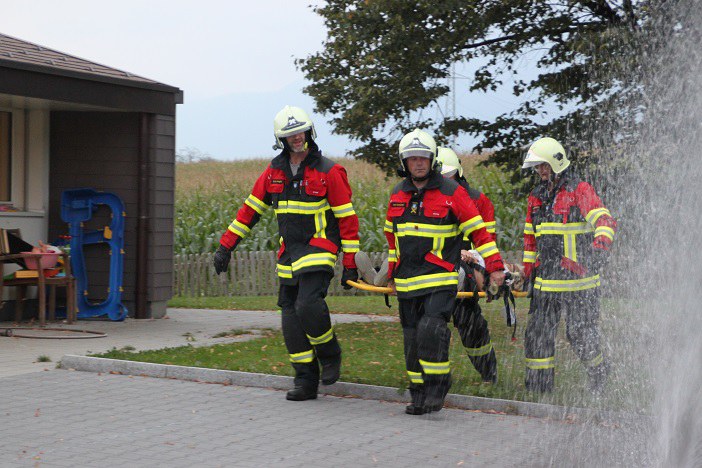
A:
[298,1,674,181]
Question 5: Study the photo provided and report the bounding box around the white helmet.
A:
[522,137,570,174]
[273,105,316,150]
[436,147,463,178]
[398,129,437,169]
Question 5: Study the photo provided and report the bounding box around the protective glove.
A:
[341,268,358,290]
[591,249,610,275]
[213,244,233,275]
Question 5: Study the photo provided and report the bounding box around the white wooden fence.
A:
[173,251,522,297]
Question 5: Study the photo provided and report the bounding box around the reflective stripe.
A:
[535,222,592,237]
[292,252,337,271]
[396,222,460,238]
[564,234,577,262]
[466,341,493,357]
[430,236,445,260]
[586,207,611,225]
[526,356,555,370]
[524,222,535,236]
[289,350,315,363]
[395,271,458,292]
[407,370,424,384]
[534,275,600,292]
[331,202,356,218]
[228,220,251,238]
[523,250,537,263]
[475,241,498,258]
[484,221,496,234]
[244,194,270,215]
[313,211,327,239]
[341,239,360,253]
[388,249,397,262]
[419,359,450,375]
[384,219,394,233]
[595,226,615,241]
[584,353,604,368]
[459,215,485,236]
[307,327,334,346]
[277,264,292,279]
[274,199,330,215]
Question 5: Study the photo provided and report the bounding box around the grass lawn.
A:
[100,296,645,410]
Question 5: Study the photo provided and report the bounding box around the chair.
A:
[0,251,77,326]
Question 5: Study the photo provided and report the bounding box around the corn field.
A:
[175,156,525,256]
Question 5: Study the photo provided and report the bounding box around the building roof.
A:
[0,32,180,94]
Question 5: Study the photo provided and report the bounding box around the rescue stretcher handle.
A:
[346,280,529,298]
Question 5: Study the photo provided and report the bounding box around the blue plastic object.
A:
[60,189,128,321]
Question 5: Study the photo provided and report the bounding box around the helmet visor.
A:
[401,149,433,159]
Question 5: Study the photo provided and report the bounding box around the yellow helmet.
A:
[398,129,436,168]
[522,137,570,174]
[273,105,316,150]
[436,147,463,178]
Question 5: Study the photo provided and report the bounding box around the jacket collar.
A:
[400,170,443,193]
[270,140,322,178]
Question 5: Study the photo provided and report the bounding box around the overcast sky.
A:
[2,1,529,159]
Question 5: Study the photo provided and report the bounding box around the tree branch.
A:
[461,22,607,51]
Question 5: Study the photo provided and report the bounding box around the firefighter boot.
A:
[423,374,452,413]
[405,387,427,415]
[321,354,341,385]
[587,361,609,397]
[286,386,318,401]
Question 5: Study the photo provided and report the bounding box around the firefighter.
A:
[384,129,505,415]
[213,105,360,401]
[521,137,616,395]
[435,147,498,384]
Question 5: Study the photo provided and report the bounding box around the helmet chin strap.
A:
[411,173,430,182]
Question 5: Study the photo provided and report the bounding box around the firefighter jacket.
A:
[458,179,497,242]
[522,171,616,293]
[220,143,360,283]
[384,171,504,298]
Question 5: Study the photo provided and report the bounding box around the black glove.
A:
[341,268,358,290]
[213,244,232,275]
[591,249,610,275]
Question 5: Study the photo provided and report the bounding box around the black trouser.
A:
[399,288,455,407]
[278,270,340,390]
[524,287,606,392]
[452,298,497,382]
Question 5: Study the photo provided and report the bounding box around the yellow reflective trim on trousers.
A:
[535,222,592,237]
[466,341,493,357]
[228,220,250,238]
[289,350,315,363]
[307,327,334,346]
[476,241,498,258]
[291,252,337,271]
[595,226,615,241]
[331,202,356,218]
[584,353,604,368]
[384,219,394,233]
[276,264,292,279]
[341,239,360,253]
[407,370,424,384]
[459,215,485,237]
[484,221,496,234]
[396,222,460,238]
[244,194,270,215]
[419,359,451,375]
[586,208,611,225]
[564,234,577,262]
[534,275,600,292]
[388,249,397,262]
[526,356,555,370]
[274,199,330,215]
[524,222,535,236]
[395,272,458,292]
[523,250,537,263]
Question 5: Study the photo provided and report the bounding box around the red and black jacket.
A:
[458,179,497,243]
[384,171,504,298]
[523,171,616,292]
[220,143,359,283]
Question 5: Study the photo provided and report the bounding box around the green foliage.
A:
[298,1,674,179]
